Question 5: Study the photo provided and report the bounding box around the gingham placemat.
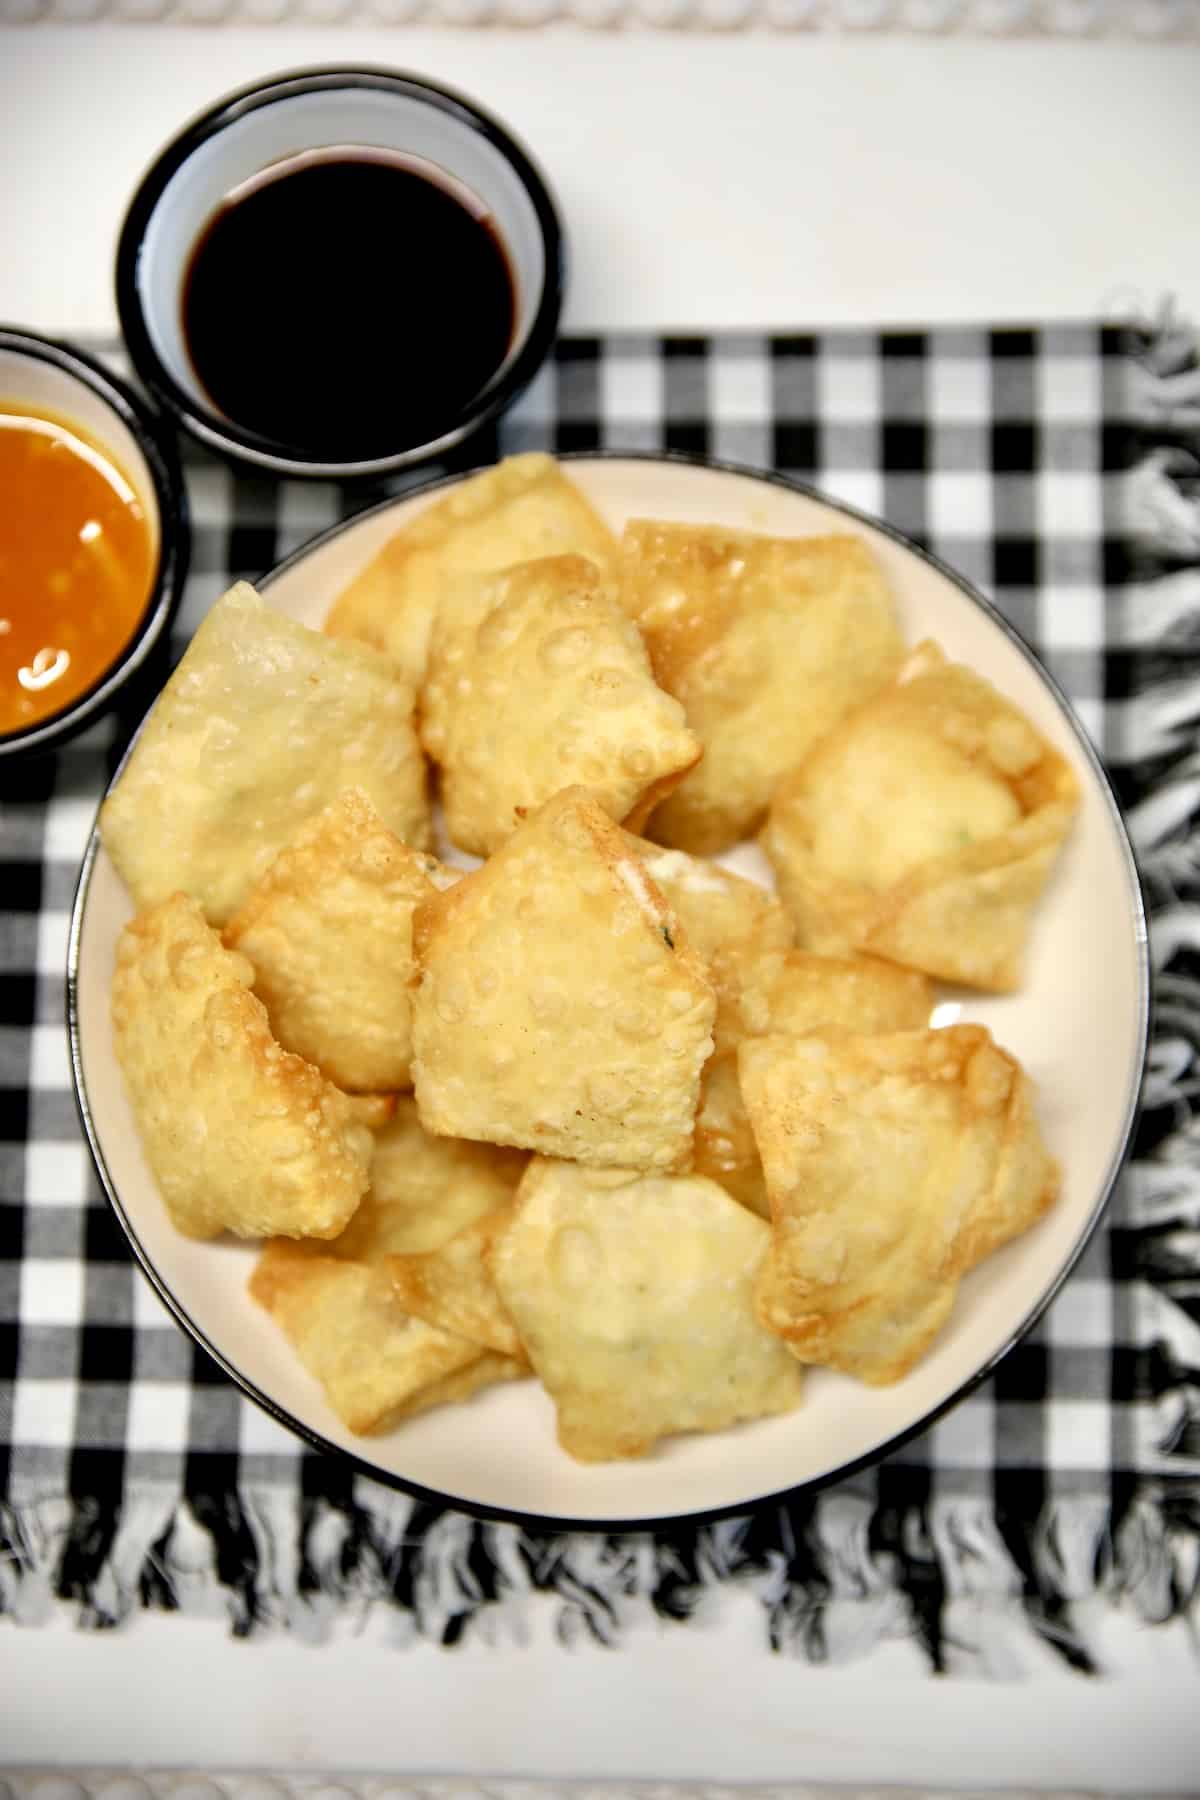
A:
[2,321,1198,1675]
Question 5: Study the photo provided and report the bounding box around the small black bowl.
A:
[115,65,566,482]
[0,327,189,767]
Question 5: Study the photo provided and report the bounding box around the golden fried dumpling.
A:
[621,522,904,854]
[491,1159,804,1461]
[738,948,934,1041]
[249,1243,488,1434]
[334,1095,527,1261]
[740,1025,1060,1384]
[111,893,374,1241]
[692,1050,771,1219]
[341,1092,398,1132]
[761,641,1080,990]
[100,583,430,927]
[411,788,716,1171]
[630,842,794,1052]
[386,1206,523,1359]
[224,789,456,1094]
[324,454,618,687]
[249,1099,530,1432]
[692,951,933,1215]
[421,554,699,856]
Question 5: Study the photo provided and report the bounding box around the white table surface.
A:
[3,22,1200,1790]
[2,26,1199,336]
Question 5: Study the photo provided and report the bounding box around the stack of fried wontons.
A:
[100,454,1079,1461]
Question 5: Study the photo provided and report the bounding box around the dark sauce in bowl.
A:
[181,147,516,462]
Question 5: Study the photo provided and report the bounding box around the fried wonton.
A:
[324,454,618,686]
[100,583,430,927]
[223,789,454,1093]
[692,952,934,1216]
[401,1351,530,1418]
[692,1051,771,1219]
[411,788,716,1171]
[249,1242,488,1435]
[738,948,935,1041]
[387,1207,522,1358]
[335,1095,527,1261]
[491,1159,804,1460]
[342,1092,399,1132]
[761,641,1080,990]
[250,1105,530,1432]
[631,842,794,1052]
[421,554,700,856]
[111,893,373,1241]
[621,522,904,854]
[740,1025,1060,1384]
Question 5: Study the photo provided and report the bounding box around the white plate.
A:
[69,454,1149,1527]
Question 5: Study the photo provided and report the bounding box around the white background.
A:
[6,1589,1200,1785]
[3,21,1200,1789]
[1,27,1199,334]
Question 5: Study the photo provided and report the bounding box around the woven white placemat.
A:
[0,0,1196,36]
[0,1777,1186,1800]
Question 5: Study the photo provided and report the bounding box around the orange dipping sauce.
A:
[0,406,156,736]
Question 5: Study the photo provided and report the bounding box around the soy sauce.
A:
[181,148,516,460]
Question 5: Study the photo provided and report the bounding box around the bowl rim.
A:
[0,326,190,763]
[67,448,1152,1531]
[114,64,566,482]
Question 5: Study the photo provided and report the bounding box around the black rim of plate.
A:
[67,449,1152,1533]
[114,65,566,481]
[0,327,190,761]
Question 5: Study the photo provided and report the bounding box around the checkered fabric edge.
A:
[1,316,1198,1675]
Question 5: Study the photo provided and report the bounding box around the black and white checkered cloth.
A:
[2,322,1198,1671]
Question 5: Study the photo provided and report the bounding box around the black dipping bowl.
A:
[115,66,565,481]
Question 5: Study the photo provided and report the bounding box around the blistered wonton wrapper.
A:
[411,788,715,1171]
[761,642,1080,991]
[739,948,934,1042]
[621,522,904,854]
[250,1100,529,1433]
[692,1050,771,1219]
[224,789,456,1094]
[491,1159,804,1461]
[324,454,618,687]
[421,554,700,857]
[740,1025,1060,1385]
[692,951,934,1217]
[100,583,430,928]
[250,1245,527,1437]
[630,841,794,1052]
[342,1093,398,1132]
[250,1245,487,1435]
[336,1096,527,1260]
[387,1206,522,1358]
[111,894,374,1241]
